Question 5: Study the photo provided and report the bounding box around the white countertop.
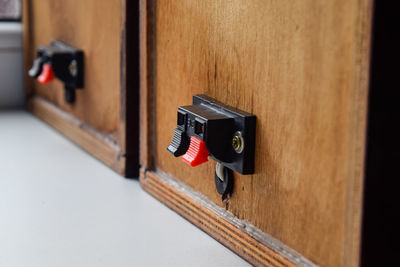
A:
[0,111,249,267]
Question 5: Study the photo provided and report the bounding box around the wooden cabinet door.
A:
[140,0,372,266]
[23,0,139,176]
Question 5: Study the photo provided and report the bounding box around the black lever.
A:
[167,128,190,157]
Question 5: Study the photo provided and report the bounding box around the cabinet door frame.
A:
[22,0,140,177]
[139,0,373,266]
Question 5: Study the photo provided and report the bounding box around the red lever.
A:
[182,136,209,167]
[37,64,55,84]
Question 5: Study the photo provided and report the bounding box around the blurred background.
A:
[0,0,24,109]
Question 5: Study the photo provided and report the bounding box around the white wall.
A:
[0,22,24,109]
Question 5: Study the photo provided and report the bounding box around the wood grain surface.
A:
[27,0,121,132]
[142,0,372,266]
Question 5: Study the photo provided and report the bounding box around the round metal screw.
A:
[69,60,78,77]
[232,131,244,153]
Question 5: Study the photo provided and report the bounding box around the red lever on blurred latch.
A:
[182,136,209,167]
[37,64,55,84]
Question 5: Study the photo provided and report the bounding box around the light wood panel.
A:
[142,0,372,266]
[28,0,120,132]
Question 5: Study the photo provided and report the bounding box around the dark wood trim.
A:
[122,0,140,177]
[140,169,317,267]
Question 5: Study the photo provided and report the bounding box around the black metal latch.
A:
[167,94,256,200]
[29,40,84,103]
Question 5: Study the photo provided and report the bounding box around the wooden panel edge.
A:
[119,0,127,156]
[140,169,318,267]
[28,96,125,175]
[343,0,374,266]
[139,0,154,168]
